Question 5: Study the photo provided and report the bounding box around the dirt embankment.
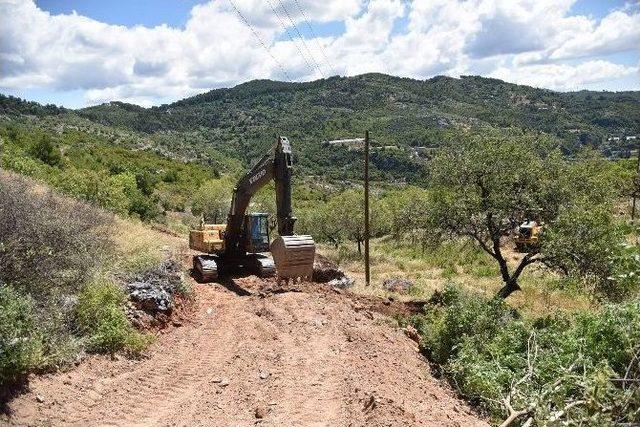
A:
[4,275,486,427]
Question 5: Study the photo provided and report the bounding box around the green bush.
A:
[542,203,633,299]
[75,280,151,355]
[29,134,62,167]
[413,286,640,425]
[605,241,640,299]
[416,285,518,365]
[0,285,43,385]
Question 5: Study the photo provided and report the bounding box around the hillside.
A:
[78,74,640,142]
[2,74,639,184]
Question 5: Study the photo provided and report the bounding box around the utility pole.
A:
[364,130,370,286]
[632,141,640,221]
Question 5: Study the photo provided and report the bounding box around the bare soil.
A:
[3,275,487,427]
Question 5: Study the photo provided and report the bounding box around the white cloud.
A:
[0,0,638,106]
[549,10,640,60]
[489,60,639,91]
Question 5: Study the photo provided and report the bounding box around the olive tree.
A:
[542,203,640,299]
[191,177,233,223]
[382,186,431,243]
[427,132,618,298]
[316,189,390,254]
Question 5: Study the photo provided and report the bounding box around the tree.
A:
[427,131,618,298]
[323,189,390,254]
[191,178,232,223]
[296,204,345,248]
[135,170,158,196]
[29,134,62,167]
[543,203,639,299]
[382,186,431,245]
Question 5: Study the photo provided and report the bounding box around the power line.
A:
[227,0,293,82]
[267,0,319,79]
[276,0,325,78]
[291,0,334,75]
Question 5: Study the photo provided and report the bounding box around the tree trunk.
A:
[357,239,361,254]
[497,280,521,299]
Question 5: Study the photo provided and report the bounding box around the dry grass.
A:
[318,238,595,318]
[109,216,187,274]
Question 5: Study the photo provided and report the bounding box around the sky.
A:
[0,0,639,109]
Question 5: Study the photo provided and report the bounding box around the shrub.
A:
[0,284,42,385]
[135,171,158,196]
[415,284,518,365]
[75,279,151,355]
[29,134,62,167]
[0,171,114,300]
[605,241,640,299]
[162,170,178,183]
[191,178,232,223]
[128,192,161,221]
[413,286,640,425]
[542,203,631,299]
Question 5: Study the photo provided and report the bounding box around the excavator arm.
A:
[224,136,296,256]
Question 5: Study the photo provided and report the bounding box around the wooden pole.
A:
[632,142,640,221]
[364,130,370,286]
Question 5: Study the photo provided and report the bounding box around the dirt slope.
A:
[5,278,486,427]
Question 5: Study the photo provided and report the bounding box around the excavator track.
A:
[193,255,218,282]
[249,254,276,277]
[194,254,277,283]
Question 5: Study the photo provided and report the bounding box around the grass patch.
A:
[110,216,183,274]
[75,279,152,355]
[318,238,587,318]
[0,285,43,385]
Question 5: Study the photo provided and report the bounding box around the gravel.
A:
[125,259,184,316]
[382,277,414,293]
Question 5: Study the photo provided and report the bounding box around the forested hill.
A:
[79,74,639,145]
[1,74,639,182]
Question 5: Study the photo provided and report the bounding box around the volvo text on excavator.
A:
[189,136,315,281]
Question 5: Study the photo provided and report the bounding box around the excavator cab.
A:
[246,213,270,253]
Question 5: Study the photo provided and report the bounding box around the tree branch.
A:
[498,333,537,427]
[510,252,543,283]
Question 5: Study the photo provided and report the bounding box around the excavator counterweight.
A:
[189,136,315,281]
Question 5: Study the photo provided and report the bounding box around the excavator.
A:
[189,136,315,281]
[514,220,543,252]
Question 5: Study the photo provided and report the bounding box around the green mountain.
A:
[2,73,639,183]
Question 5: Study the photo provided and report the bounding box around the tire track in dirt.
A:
[4,281,487,427]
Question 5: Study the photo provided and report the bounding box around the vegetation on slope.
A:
[2,74,638,184]
[0,122,217,221]
[1,74,639,425]
[409,285,640,425]
[0,172,164,386]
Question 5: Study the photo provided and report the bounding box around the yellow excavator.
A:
[514,220,543,252]
[189,136,315,281]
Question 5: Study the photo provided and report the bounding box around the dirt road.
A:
[5,278,486,426]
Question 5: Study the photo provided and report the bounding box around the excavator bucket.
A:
[270,235,315,280]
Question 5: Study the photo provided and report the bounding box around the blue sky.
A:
[2,0,638,108]
[35,0,209,28]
